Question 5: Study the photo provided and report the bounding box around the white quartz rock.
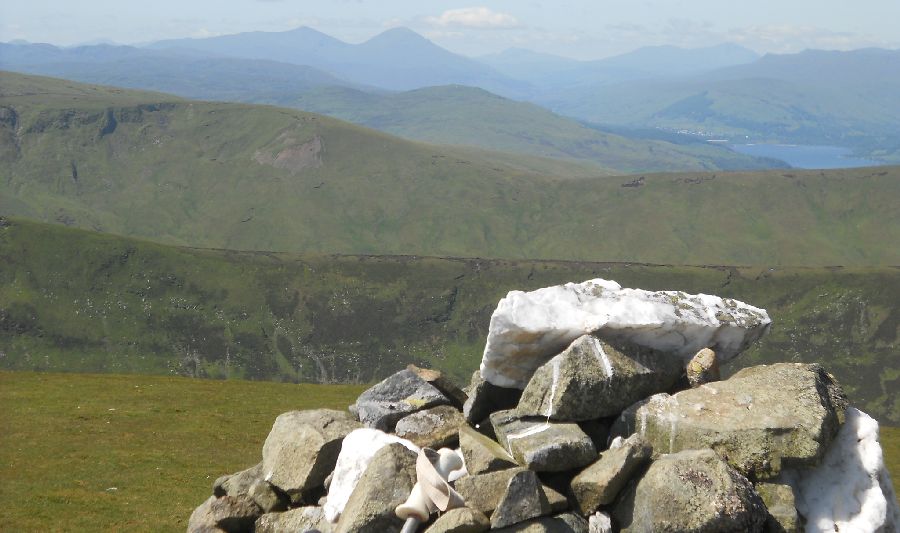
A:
[783,407,900,533]
[480,278,771,388]
[322,428,419,523]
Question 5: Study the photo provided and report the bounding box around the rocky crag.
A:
[188,279,899,532]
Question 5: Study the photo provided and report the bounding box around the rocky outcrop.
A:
[352,368,453,431]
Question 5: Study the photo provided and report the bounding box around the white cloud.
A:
[426,7,520,30]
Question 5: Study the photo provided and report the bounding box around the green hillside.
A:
[2,73,899,266]
[2,216,898,424]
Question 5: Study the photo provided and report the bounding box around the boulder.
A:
[455,467,529,516]
[516,334,682,421]
[781,406,900,532]
[491,470,550,529]
[493,512,589,532]
[213,463,263,498]
[187,495,261,533]
[394,405,465,449]
[491,410,596,472]
[255,506,331,533]
[248,480,287,514]
[613,448,767,532]
[463,370,522,425]
[686,347,720,387]
[425,507,490,533]
[611,363,848,479]
[261,409,361,503]
[753,480,799,533]
[570,434,652,515]
[480,278,770,389]
[335,443,418,533]
[323,428,419,523]
[459,424,518,475]
[352,368,452,431]
[408,364,469,410]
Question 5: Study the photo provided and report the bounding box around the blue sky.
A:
[2,1,899,59]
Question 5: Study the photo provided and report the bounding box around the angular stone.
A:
[425,507,490,533]
[588,512,613,533]
[540,483,569,513]
[754,480,799,533]
[262,409,361,502]
[323,428,419,523]
[517,334,683,421]
[248,480,287,514]
[492,470,549,529]
[353,368,451,431]
[335,443,418,533]
[188,495,261,533]
[455,467,528,516]
[686,347,720,387]
[254,506,331,533]
[463,370,522,424]
[570,434,652,514]
[613,449,767,533]
[480,278,771,389]
[394,405,465,449]
[610,363,847,479]
[213,463,263,498]
[493,512,589,532]
[459,425,518,475]
[408,364,469,410]
[491,410,596,472]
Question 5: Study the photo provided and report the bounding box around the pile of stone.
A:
[188,279,900,533]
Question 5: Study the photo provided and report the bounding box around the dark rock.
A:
[491,410,596,472]
[463,370,522,425]
[408,364,469,410]
[516,335,683,421]
[248,480,288,513]
[493,512,589,532]
[459,424,518,475]
[491,470,550,529]
[213,463,263,498]
[394,404,465,449]
[353,369,452,431]
[570,434,652,514]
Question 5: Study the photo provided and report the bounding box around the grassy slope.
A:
[0,371,896,532]
[2,217,898,424]
[2,73,899,266]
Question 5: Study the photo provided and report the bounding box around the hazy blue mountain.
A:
[592,43,760,77]
[147,26,528,94]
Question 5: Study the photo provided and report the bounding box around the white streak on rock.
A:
[546,358,561,419]
[590,336,614,377]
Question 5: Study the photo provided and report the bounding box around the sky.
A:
[2,1,899,60]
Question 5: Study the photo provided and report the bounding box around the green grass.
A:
[2,71,899,266]
[0,371,364,532]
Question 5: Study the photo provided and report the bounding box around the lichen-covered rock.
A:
[613,448,767,532]
[516,334,682,421]
[611,363,848,479]
[781,407,900,532]
[480,278,770,389]
[394,404,465,449]
[753,480,799,533]
[463,370,522,424]
[570,434,652,514]
[491,470,550,529]
[254,506,331,533]
[187,495,261,533]
[686,348,720,387]
[335,443,418,533]
[247,480,287,514]
[425,507,490,533]
[213,463,263,498]
[323,428,419,523]
[493,512,589,532]
[352,368,452,431]
[408,364,469,410]
[491,410,596,472]
[455,467,529,516]
[459,425,518,475]
[262,409,361,503]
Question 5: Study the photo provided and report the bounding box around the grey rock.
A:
[755,480,800,533]
[353,369,452,431]
[463,370,522,424]
[459,424,518,475]
[408,364,469,410]
[494,512,589,532]
[578,419,611,454]
[455,467,565,518]
[517,335,683,421]
[213,463,263,498]
[541,483,569,513]
[491,410,596,472]
[613,448,767,533]
[262,409,361,503]
[425,507,491,533]
[611,363,847,479]
[491,470,549,529]
[588,512,613,533]
[248,480,287,513]
[394,404,465,449]
[187,495,261,533]
[255,506,331,533]
[335,443,418,533]
[570,434,652,514]
[686,347,720,387]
